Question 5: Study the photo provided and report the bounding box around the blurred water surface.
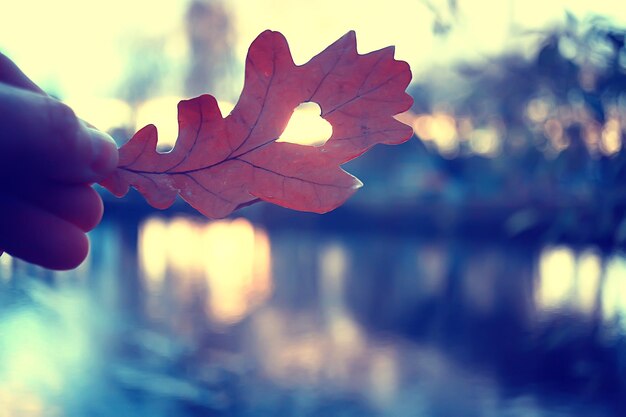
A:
[1,214,625,417]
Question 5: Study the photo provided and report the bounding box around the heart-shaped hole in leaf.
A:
[277,102,332,147]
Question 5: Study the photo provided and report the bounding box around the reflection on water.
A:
[1,216,626,416]
[138,217,271,326]
[0,276,97,417]
[537,246,577,310]
[536,246,604,313]
[537,246,626,329]
[604,256,626,325]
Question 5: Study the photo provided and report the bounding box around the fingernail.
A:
[88,128,119,175]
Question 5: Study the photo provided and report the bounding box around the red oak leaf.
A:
[100,30,413,218]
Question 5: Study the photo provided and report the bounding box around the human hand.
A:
[0,53,118,270]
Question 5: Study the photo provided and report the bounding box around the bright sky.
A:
[1,0,625,133]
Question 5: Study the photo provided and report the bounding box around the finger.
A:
[0,193,89,270]
[0,83,118,183]
[5,180,104,232]
[0,52,45,94]
[33,184,104,232]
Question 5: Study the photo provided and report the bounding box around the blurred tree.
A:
[371,16,626,243]
[420,0,459,37]
[185,0,237,101]
[118,37,169,118]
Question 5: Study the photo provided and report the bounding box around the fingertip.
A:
[0,194,91,270]
[79,185,105,232]
[44,125,119,184]
[87,128,119,179]
[51,184,105,232]
[42,232,89,271]
[56,233,89,271]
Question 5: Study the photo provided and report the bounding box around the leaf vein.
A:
[322,70,405,117]
[235,157,350,189]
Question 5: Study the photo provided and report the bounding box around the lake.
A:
[1,213,625,417]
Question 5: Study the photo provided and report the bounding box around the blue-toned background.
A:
[1,211,626,416]
[2,1,626,416]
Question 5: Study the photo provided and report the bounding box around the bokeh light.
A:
[139,216,272,326]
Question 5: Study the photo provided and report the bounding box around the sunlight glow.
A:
[575,249,602,314]
[602,254,626,326]
[277,102,333,146]
[252,308,326,384]
[202,218,272,325]
[138,217,169,290]
[250,303,401,408]
[544,119,566,151]
[0,287,92,416]
[583,121,602,154]
[416,244,448,297]
[63,97,132,133]
[136,98,236,149]
[0,389,48,417]
[526,98,551,123]
[138,216,272,327]
[368,348,399,407]
[2,312,64,391]
[135,96,184,149]
[167,217,204,275]
[536,247,605,314]
[252,307,373,389]
[2,0,625,103]
[319,243,349,313]
[231,0,621,80]
[0,0,187,98]
[469,127,501,157]
[245,238,404,395]
[536,246,576,310]
[600,118,622,155]
[413,113,459,157]
[411,111,503,157]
